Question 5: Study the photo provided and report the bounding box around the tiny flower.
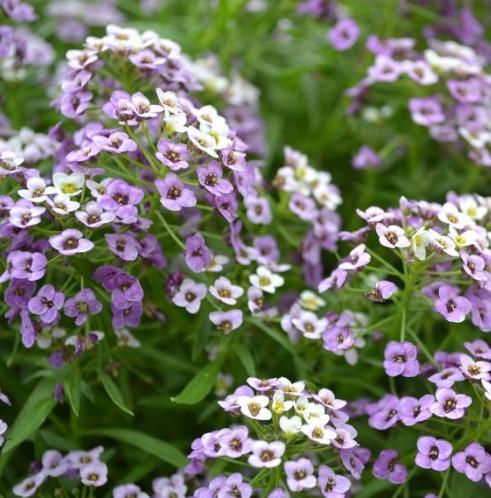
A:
[80,462,108,487]
[249,266,284,294]
[18,177,56,203]
[49,229,94,256]
[367,280,398,302]
[185,234,212,273]
[279,415,302,435]
[105,233,140,261]
[338,244,371,271]
[434,285,471,323]
[52,172,85,196]
[411,227,431,260]
[373,449,407,484]
[318,465,351,498]
[452,443,491,482]
[383,341,419,377]
[352,145,382,170]
[41,450,68,477]
[209,309,243,334]
[237,395,272,420]
[244,196,272,225]
[197,162,233,196]
[399,395,434,426]
[155,139,190,171]
[13,473,45,497]
[209,276,244,305]
[155,173,196,211]
[301,421,336,445]
[430,388,472,419]
[248,440,285,468]
[415,436,453,471]
[284,458,316,492]
[172,279,207,314]
[28,285,65,325]
[64,288,102,326]
[218,426,252,458]
[375,223,410,249]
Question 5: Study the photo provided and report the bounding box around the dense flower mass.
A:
[1,1,491,498]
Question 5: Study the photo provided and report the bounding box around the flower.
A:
[64,289,102,326]
[352,145,382,170]
[52,172,84,196]
[105,234,140,261]
[318,465,351,498]
[49,229,94,256]
[172,279,207,314]
[155,173,196,211]
[218,426,252,458]
[430,388,472,419]
[237,395,272,420]
[383,341,419,377]
[197,162,233,196]
[399,395,434,426]
[434,285,472,323]
[415,436,453,471]
[328,18,359,51]
[367,280,398,302]
[249,266,284,294]
[248,440,285,468]
[185,234,212,273]
[373,449,407,484]
[209,310,243,334]
[80,462,108,487]
[452,443,491,482]
[284,458,316,492]
[375,223,410,249]
[209,276,244,305]
[13,473,45,497]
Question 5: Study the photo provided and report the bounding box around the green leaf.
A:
[232,343,256,377]
[172,359,221,405]
[248,318,297,356]
[86,428,187,468]
[2,379,56,454]
[65,366,81,417]
[100,372,134,416]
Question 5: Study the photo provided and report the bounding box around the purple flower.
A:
[340,447,370,480]
[373,449,407,484]
[156,139,190,171]
[434,285,472,323]
[173,279,207,314]
[367,280,398,302]
[112,301,142,329]
[248,440,285,468]
[383,341,419,377]
[284,458,316,492]
[1,251,47,282]
[28,285,65,325]
[218,426,252,458]
[185,234,212,273]
[430,388,472,419]
[155,173,196,211]
[318,465,351,498]
[409,97,445,126]
[105,233,140,261]
[111,273,144,309]
[415,436,453,471]
[13,473,45,497]
[244,196,272,225]
[209,310,243,334]
[399,395,434,426]
[197,162,233,196]
[216,473,252,498]
[49,229,94,256]
[352,145,382,170]
[328,18,359,51]
[92,131,137,154]
[80,462,108,487]
[338,244,371,271]
[98,179,143,223]
[41,450,68,477]
[367,394,400,430]
[113,484,148,498]
[452,443,491,482]
[428,367,464,388]
[64,289,102,325]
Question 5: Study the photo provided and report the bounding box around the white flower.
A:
[279,377,305,397]
[115,329,140,348]
[375,223,410,249]
[428,230,459,257]
[18,177,57,203]
[271,391,295,414]
[47,194,80,216]
[249,266,284,294]
[187,126,219,158]
[248,440,285,468]
[438,202,472,229]
[206,255,229,272]
[279,415,302,436]
[448,226,478,248]
[86,178,113,199]
[303,402,330,425]
[237,395,272,420]
[155,89,181,115]
[315,388,347,410]
[299,290,325,311]
[0,150,23,174]
[458,195,487,221]
[301,421,336,445]
[482,379,491,401]
[292,310,326,339]
[411,227,432,261]
[53,172,85,196]
[209,276,244,305]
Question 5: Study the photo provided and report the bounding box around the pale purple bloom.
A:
[248,440,285,468]
[111,273,144,310]
[1,251,47,283]
[173,279,207,314]
[415,436,453,471]
[430,388,472,419]
[155,173,196,211]
[367,280,398,302]
[452,443,491,482]
[112,301,143,329]
[92,131,137,154]
[76,201,116,228]
[352,145,382,170]
[340,447,370,480]
[13,473,45,497]
[49,229,94,256]
[409,97,445,126]
[328,18,359,51]
[434,285,472,323]
[185,234,212,273]
[244,196,272,225]
[155,139,190,171]
[284,458,316,492]
[399,395,434,426]
[64,288,102,325]
[209,309,243,334]
[113,484,148,498]
[197,163,233,196]
[460,353,491,380]
[80,462,108,487]
[383,341,419,377]
[41,450,68,477]
[318,465,351,497]
[28,285,64,325]
[428,367,464,388]
[338,244,371,271]
[105,233,140,261]
[373,449,407,484]
[218,426,252,458]
[367,394,400,430]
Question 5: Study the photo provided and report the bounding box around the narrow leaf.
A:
[86,428,187,468]
[65,366,81,417]
[100,373,134,416]
[232,343,256,377]
[172,359,221,405]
